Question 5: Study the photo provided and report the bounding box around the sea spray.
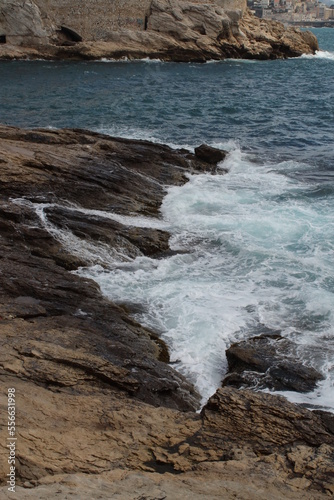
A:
[74,147,334,410]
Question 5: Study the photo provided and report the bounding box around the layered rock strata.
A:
[0,0,318,61]
[0,125,334,498]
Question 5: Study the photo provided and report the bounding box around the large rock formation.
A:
[0,125,334,498]
[0,0,318,61]
[0,0,52,46]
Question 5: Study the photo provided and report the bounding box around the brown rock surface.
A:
[0,0,318,61]
[0,125,333,498]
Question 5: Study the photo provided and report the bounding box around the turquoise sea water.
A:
[1,29,334,409]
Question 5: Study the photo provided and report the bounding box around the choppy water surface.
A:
[1,29,334,409]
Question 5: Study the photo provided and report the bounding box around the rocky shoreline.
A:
[0,125,334,498]
[0,0,319,62]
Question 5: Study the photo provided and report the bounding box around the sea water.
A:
[1,29,333,410]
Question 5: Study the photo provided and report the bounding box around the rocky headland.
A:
[0,0,319,61]
[0,125,334,498]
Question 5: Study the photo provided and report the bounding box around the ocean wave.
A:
[95,126,241,154]
[73,149,334,410]
[205,59,258,64]
[94,125,195,150]
[98,57,163,63]
[301,49,334,60]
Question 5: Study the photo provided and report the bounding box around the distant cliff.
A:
[0,0,318,60]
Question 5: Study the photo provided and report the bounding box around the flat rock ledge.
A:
[0,0,318,61]
[0,125,333,499]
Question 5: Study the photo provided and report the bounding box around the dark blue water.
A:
[1,29,334,409]
[0,30,333,161]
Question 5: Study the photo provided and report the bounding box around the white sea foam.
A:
[12,199,166,266]
[13,146,334,410]
[301,49,334,60]
[99,57,130,63]
[74,148,334,410]
[98,57,163,63]
[205,59,258,64]
[224,58,258,64]
[95,125,195,151]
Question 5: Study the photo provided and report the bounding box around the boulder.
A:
[223,334,324,393]
[201,387,334,448]
[195,144,228,164]
[148,0,234,40]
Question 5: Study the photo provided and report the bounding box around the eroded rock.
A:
[0,0,318,61]
[201,388,334,449]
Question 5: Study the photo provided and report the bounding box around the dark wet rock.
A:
[223,334,324,393]
[194,144,228,165]
[314,410,334,435]
[0,126,217,215]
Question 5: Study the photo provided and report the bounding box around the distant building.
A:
[251,0,333,21]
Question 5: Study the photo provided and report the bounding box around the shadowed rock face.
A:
[0,125,334,498]
[0,0,318,61]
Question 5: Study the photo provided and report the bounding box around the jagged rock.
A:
[223,334,324,393]
[148,0,237,41]
[238,11,319,59]
[314,410,334,435]
[0,125,217,214]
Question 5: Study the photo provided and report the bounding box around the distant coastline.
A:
[0,0,319,61]
[286,19,334,26]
